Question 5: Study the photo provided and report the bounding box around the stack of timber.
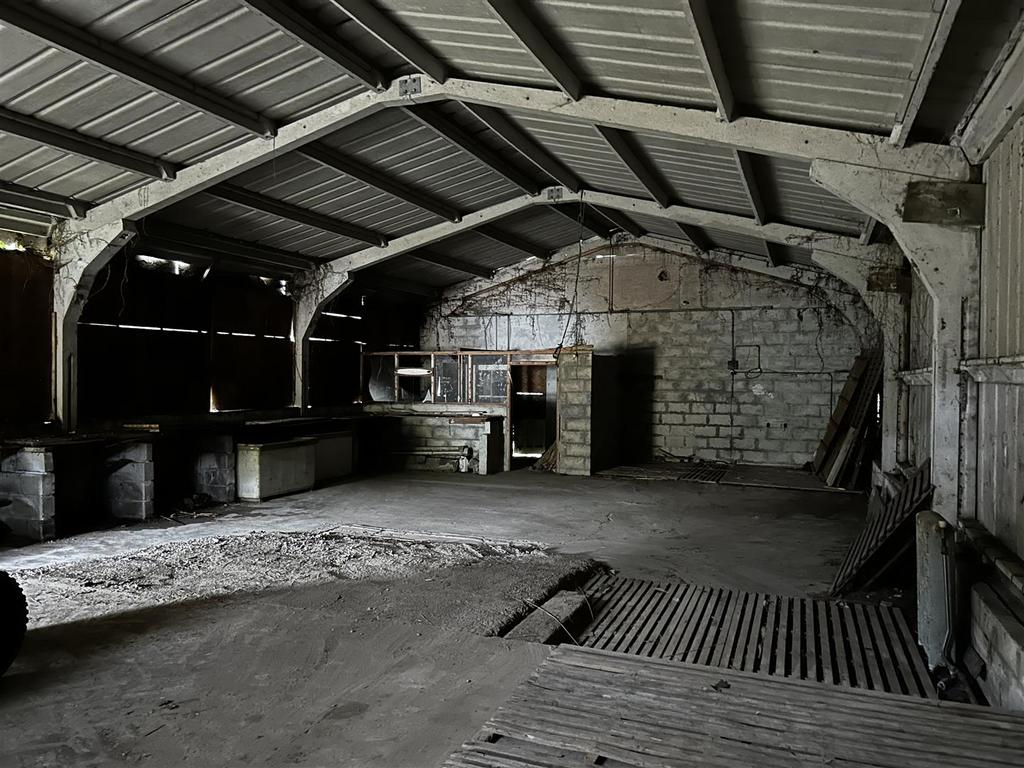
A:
[812,348,883,487]
[831,460,934,595]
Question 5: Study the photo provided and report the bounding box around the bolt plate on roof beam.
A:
[207,185,388,246]
[403,104,542,194]
[483,0,583,101]
[596,126,673,208]
[240,0,385,90]
[298,142,460,222]
[426,79,971,180]
[331,1,448,84]
[682,0,735,121]
[464,103,583,192]
[0,107,177,181]
[0,2,277,138]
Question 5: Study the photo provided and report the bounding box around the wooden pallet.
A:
[831,460,933,595]
[596,464,727,483]
[444,646,1024,768]
[579,573,936,698]
[813,349,883,487]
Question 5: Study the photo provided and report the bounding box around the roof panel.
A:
[631,134,753,215]
[532,0,717,108]
[711,0,940,133]
[373,0,552,86]
[756,156,865,235]
[503,110,651,198]
[703,227,768,257]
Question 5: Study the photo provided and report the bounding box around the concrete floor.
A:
[1,469,865,595]
[0,469,867,767]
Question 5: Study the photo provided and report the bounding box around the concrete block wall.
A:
[103,441,154,521]
[0,447,56,540]
[971,583,1024,711]
[557,349,592,476]
[388,416,496,474]
[423,246,868,467]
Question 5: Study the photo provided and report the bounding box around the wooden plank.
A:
[446,646,1024,768]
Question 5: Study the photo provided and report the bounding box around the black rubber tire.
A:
[0,570,27,676]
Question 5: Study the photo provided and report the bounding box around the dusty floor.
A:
[0,470,866,767]
[0,469,865,595]
[2,555,593,767]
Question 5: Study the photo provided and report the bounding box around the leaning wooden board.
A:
[831,460,933,595]
[444,645,1024,768]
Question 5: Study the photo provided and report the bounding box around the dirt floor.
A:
[14,531,553,628]
[2,543,595,767]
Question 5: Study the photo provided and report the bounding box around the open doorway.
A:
[509,364,556,469]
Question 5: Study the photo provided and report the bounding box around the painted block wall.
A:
[422,243,872,467]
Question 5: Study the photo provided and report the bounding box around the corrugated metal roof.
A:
[321,106,524,211]
[499,110,651,198]
[630,133,752,215]
[0,204,51,237]
[755,156,865,235]
[710,0,941,133]
[373,0,553,86]
[0,0,371,205]
[528,0,717,108]
[703,226,770,258]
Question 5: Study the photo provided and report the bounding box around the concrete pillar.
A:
[291,269,351,409]
[52,222,137,431]
[811,247,907,471]
[811,160,981,524]
[0,447,56,541]
[103,441,155,520]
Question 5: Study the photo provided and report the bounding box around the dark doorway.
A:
[510,364,556,469]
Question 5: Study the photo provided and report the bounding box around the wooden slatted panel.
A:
[831,460,933,594]
[444,646,1024,768]
[579,574,936,698]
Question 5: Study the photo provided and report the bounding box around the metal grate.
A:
[578,574,936,699]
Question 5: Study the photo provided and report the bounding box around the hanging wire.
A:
[554,193,587,357]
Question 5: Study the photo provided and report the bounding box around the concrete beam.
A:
[595,126,673,208]
[426,78,971,180]
[483,0,583,100]
[403,104,542,194]
[298,142,461,222]
[330,0,449,83]
[734,150,768,224]
[476,224,549,261]
[811,246,907,471]
[0,107,177,181]
[410,251,494,279]
[464,103,583,191]
[0,180,89,220]
[52,222,138,430]
[240,0,385,90]
[890,0,963,147]
[682,0,735,121]
[0,2,276,138]
[293,273,352,408]
[810,159,980,526]
[77,79,418,229]
[591,206,645,238]
[678,223,711,254]
[954,12,1024,163]
[205,184,388,246]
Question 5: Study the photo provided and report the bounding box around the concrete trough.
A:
[236,438,316,502]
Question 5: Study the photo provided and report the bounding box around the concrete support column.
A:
[52,222,137,431]
[811,247,907,471]
[291,268,350,409]
[811,161,980,524]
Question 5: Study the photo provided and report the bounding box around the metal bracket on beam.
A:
[901,181,985,226]
[399,76,422,97]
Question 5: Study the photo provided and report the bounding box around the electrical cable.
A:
[553,193,587,358]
